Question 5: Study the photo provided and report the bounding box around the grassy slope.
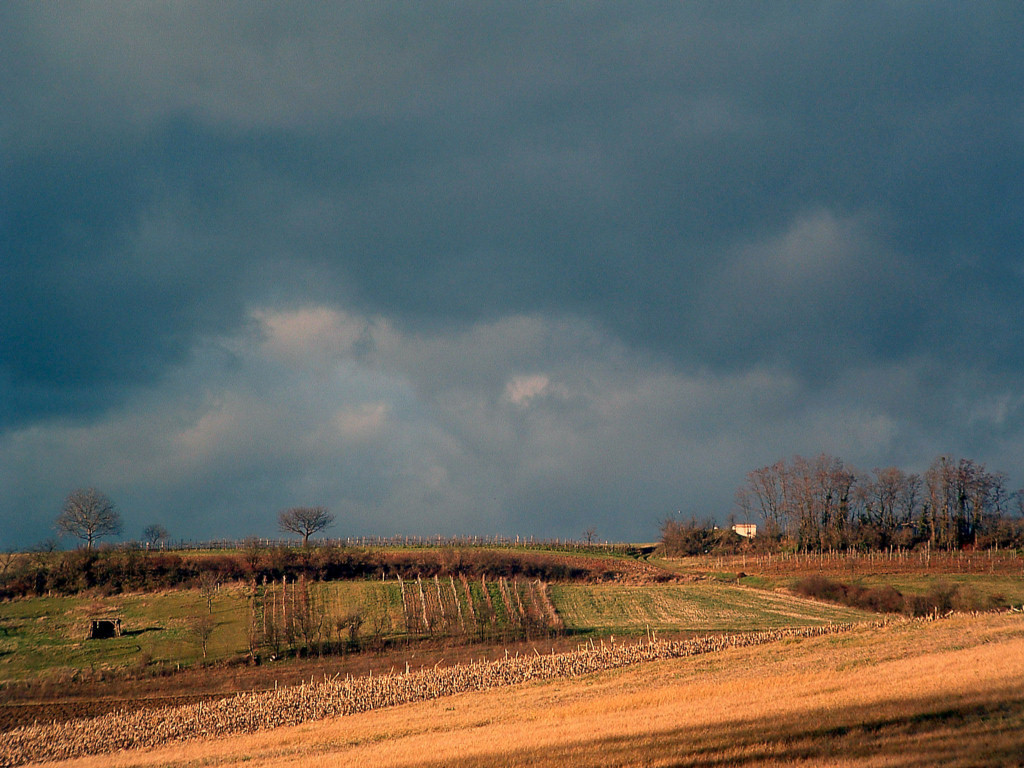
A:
[550,582,872,633]
[0,582,409,684]
[0,588,250,681]
[34,612,1024,768]
[656,553,1024,606]
[1,577,876,684]
[0,577,539,685]
[5,548,1018,685]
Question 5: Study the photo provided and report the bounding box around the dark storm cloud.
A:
[2,3,1023,546]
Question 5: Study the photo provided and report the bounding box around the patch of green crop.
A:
[549,583,873,635]
[309,581,405,640]
[486,581,508,625]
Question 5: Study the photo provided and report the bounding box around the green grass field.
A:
[549,582,873,633]
[0,579,870,684]
[0,578,498,684]
[655,553,1024,609]
[4,558,1021,686]
[0,587,250,682]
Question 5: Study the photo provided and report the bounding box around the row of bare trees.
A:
[736,454,1020,551]
[50,488,334,551]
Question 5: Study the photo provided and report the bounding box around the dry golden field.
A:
[8,612,1024,767]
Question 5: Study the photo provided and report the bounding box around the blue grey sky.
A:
[2,3,1022,547]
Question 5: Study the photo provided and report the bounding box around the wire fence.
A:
[123,534,642,557]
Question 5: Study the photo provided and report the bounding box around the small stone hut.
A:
[89,618,123,639]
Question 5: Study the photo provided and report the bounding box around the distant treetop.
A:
[278,506,334,547]
[55,488,122,550]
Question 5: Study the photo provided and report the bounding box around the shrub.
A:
[794,575,907,614]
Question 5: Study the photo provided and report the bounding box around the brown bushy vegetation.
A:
[0,545,669,601]
[659,516,766,556]
[794,575,905,614]
[793,574,1006,616]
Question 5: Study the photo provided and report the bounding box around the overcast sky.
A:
[2,3,1022,548]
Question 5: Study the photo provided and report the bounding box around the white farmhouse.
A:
[732,523,757,539]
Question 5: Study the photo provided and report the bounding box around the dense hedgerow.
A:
[793,574,1008,615]
[0,546,658,599]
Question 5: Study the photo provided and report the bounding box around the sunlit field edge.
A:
[27,612,1024,768]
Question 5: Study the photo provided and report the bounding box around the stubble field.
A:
[8,612,1023,767]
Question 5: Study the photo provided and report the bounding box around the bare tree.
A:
[55,488,121,550]
[0,550,19,578]
[339,610,364,650]
[28,538,58,569]
[583,527,597,546]
[142,523,169,549]
[292,577,326,656]
[278,506,334,547]
[188,613,216,659]
[736,452,1023,553]
[744,460,790,538]
[198,571,220,614]
[241,537,264,575]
